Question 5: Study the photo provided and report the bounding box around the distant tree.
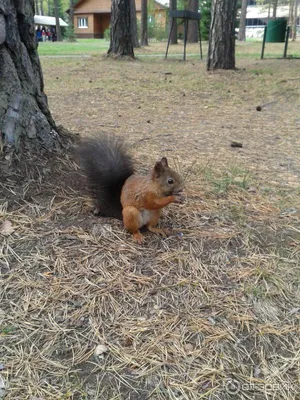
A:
[65,0,76,41]
[207,0,238,70]
[187,0,199,43]
[0,0,61,163]
[130,0,140,47]
[272,0,278,16]
[238,0,247,41]
[45,0,68,17]
[291,0,299,40]
[107,0,135,58]
[169,0,178,44]
[47,0,53,15]
[289,0,294,29]
[40,0,44,15]
[53,0,62,41]
[256,0,290,20]
[68,0,75,25]
[35,0,39,14]
[141,0,149,45]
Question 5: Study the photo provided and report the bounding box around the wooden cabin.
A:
[71,0,167,39]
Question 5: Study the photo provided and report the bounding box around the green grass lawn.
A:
[38,38,300,60]
[37,38,109,56]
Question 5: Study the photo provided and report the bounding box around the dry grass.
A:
[1,45,300,399]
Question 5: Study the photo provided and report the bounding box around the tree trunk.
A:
[48,0,52,15]
[53,0,62,41]
[35,0,39,14]
[66,0,77,42]
[292,0,298,40]
[272,0,278,18]
[0,0,62,162]
[107,0,135,58]
[267,1,271,20]
[130,0,140,47]
[69,0,75,24]
[141,0,148,46]
[289,0,294,35]
[40,0,44,15]
[187,0,199,43]
[207,0,238,71]
[169,0,177,44]
[238,0,247,41]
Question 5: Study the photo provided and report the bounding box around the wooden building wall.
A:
[73,0,166,39]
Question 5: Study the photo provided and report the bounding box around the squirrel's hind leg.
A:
[122,206,144,244]
[147,210,170,238]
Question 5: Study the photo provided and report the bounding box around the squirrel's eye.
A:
[168,178,174,185]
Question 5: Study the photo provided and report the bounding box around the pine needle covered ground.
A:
[1,42,300,399]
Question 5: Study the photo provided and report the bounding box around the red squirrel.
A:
[78,135,184,244]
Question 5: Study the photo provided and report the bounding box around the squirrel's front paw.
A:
[174,193,185,204]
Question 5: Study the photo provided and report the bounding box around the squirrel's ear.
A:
[161,157,168,168]
[153,161,165,177]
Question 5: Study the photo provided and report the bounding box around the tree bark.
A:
[0,0,62,161]
[292,0,298,40]
[34,0,38,14]
[141,0,148,46]
[40,0,44,15]
[169,0,177,44]
[107,0,135,58]
[238,0,247,41]
[187,0,199,43]
[53,0,62,41]
[207,0,238,71]
[69,0,75,24]
[272,0,278,18]
[289,0,294,34]
[267,1,271,20]
[130,0,139,47]
[66,0,76,41]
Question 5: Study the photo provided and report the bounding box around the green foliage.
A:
[39,0,69,17]
[147,0,156,15]
[104,27,110,41]
[204,166,251,194]
[64,24,76,42]
[1,325,16,335]
[199,0,211,41]
[136,18,141,38]
[250,285,266,299]
[137,11,168,42]
[148,19,168,41]
[164,0,211,41]
[177,0,189,9]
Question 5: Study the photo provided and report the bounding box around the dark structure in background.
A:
[165,10,202,61]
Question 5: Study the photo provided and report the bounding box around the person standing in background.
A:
[42,28,46,42]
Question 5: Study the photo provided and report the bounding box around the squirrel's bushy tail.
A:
[78,135,135,220]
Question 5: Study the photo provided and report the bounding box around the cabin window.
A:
[78,17,88,28]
